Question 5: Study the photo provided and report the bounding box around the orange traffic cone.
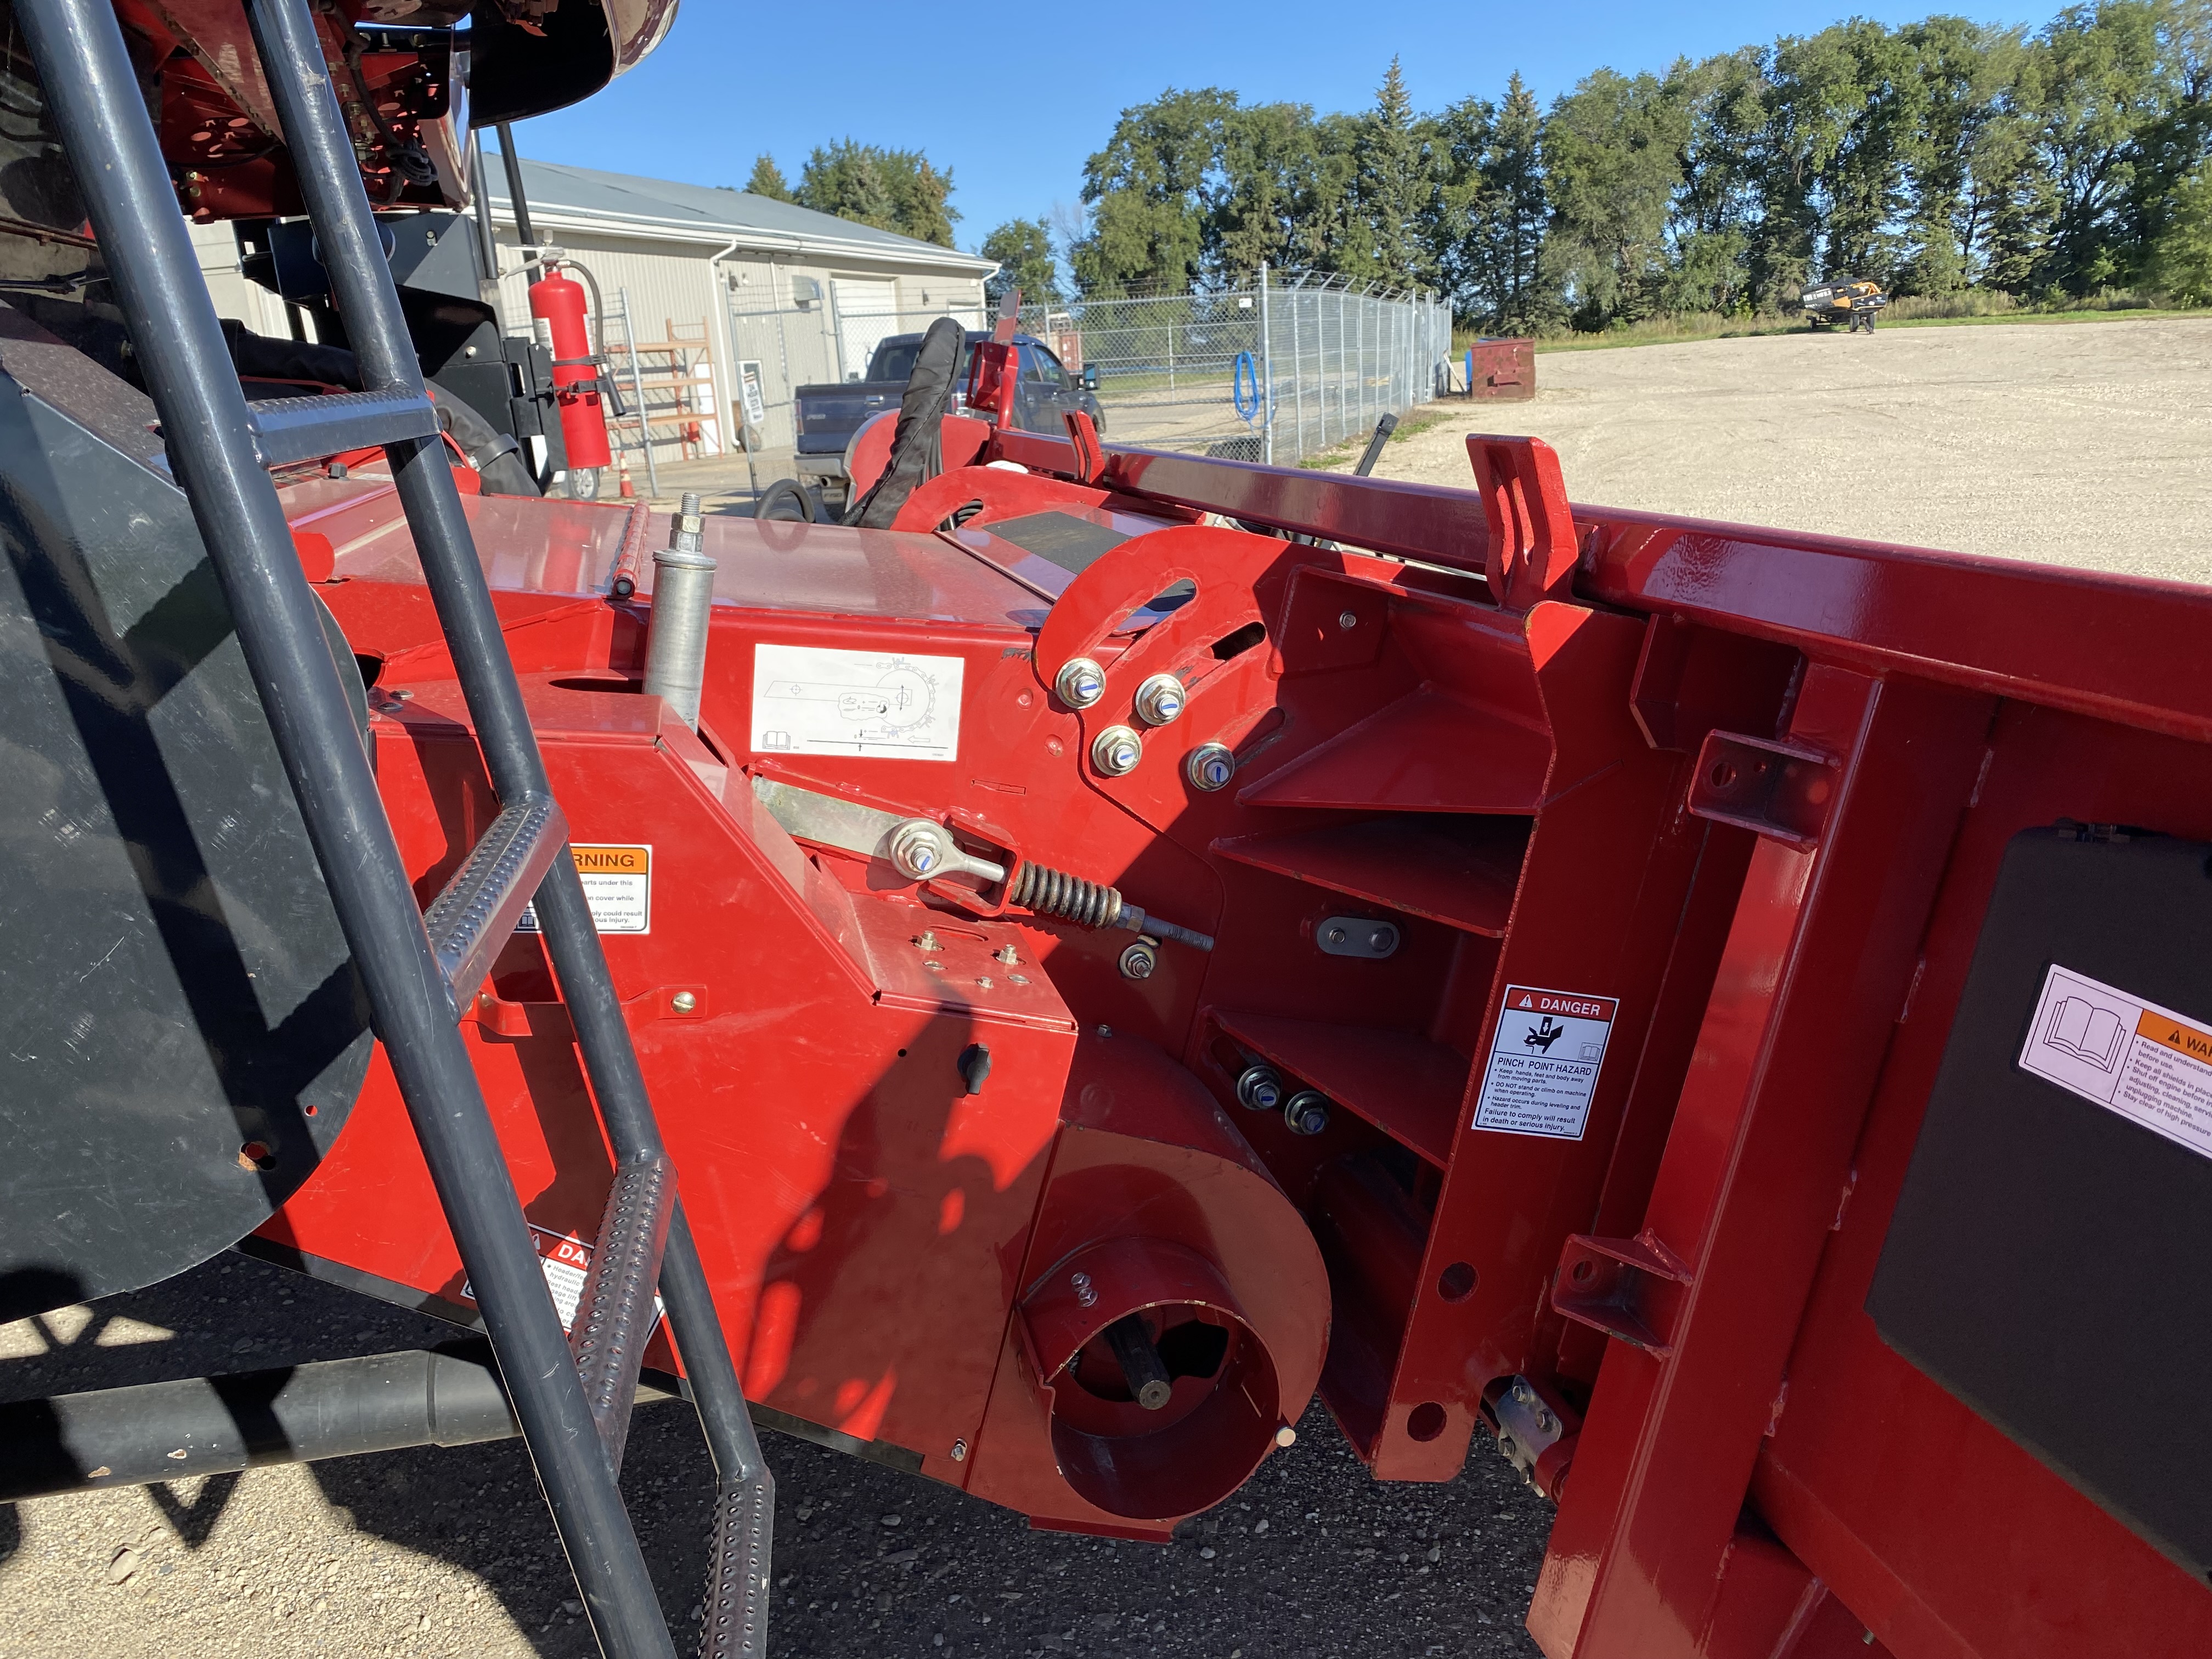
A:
[618,461,635,499]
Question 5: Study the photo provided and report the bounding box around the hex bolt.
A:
[1235,1064,1284,1112]
[1119,938,1159,980]
[1186,742,1236,792]
[1054,656,1107,709]
[1283,1090,1331,1136]
[1325,924,1348,946]
[1091,725,1143,776]
[1338,610,1359,630]
[950,1439,968,1463]
[1071,1271,1097,1308]
[1132,672,1187,726]
[994,944,1020,965]
[887,817,953,880]
[916,930,941,952]
[670,991,697,1014]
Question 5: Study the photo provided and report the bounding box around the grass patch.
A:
[1296,403,1463,470]
[1477,294,2212,356]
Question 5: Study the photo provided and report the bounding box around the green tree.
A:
[794,139,958,247]
[980,218,1062,305]
[2019,1,2174,292]
[1071,87,1238,293]
[1430,74,1552,328]
[745,154,793,202]
[2148,152,2212,296]
[1894,18,2020,292]
[1347,57,1436,289]
[1542,67,1688,326]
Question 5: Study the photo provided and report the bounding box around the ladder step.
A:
[571,1152,675,1476]
[700,1472,775,1659]
[248,388,440,467]
[421,794,566,1012]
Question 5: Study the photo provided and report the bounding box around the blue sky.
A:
[500,0,2032,256]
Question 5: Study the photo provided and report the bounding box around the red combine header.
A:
[1,5,2207,1659]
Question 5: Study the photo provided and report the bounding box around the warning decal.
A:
[2019,963,2212,1161]
[1472,985,1620,1140]
[517,843,651,935]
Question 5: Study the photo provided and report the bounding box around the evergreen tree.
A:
[795,140,958,247]
[745,154,793,202]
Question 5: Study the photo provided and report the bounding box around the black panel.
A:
[0,314,370,1322]
[1870,825,2212,1579]
[983,510,1131,577]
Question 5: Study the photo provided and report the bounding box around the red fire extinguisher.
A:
[529,266,611,498]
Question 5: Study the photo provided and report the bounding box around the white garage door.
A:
[831,277,900,380]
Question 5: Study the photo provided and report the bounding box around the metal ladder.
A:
[15,3,771,1655]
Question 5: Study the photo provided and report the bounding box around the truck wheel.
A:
[757,479,822,523]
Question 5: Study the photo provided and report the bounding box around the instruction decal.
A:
[2019,963,2212,1161]
[751,642,964,761]
[517,843,651,935]
[1473,985,1619,1140]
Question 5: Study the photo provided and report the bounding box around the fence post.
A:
[1258,263,1273,467]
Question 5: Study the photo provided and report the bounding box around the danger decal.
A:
[1472,985,1620,1140]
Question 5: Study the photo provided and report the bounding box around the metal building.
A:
[191,154,996,455]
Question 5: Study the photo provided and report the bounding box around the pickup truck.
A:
[793,330,1104,498]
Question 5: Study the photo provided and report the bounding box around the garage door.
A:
[831,278,900,380]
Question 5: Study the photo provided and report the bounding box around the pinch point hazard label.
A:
[1473,985,1620,1140]
[518,843,651,935]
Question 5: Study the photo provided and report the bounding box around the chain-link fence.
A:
[725,267,1450,464]
[1028,269,1453,465]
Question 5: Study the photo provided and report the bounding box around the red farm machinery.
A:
[1,5,2209,1659]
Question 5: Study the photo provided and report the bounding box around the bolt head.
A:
[1338,610,1359,630]
[1092,725,1143,776]
[1133,673,1187,726]
[1325,926,1347,945]
[1236,1065,1284,1111]
[1369,925,1398,953]
[1054,657,1107,709]
[670,991,698,1013]
[1283,1090,1331,1135]
[950,1439,968,1463]
[1119,941,1158,980]
[1186,742,1236,792]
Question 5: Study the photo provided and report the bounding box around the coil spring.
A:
[1007,861,1123,930]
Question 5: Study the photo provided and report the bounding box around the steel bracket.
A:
[1551,1229,1694,1359]
[1686,730,1839,851]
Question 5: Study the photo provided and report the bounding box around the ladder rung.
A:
[570,1153,675,1475]
[421,794,566,1012]
[249,388,440,467]
[701,1472,775,1659]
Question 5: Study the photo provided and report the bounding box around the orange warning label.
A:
[2136,1010,2212,1064]
[517,843,652,935]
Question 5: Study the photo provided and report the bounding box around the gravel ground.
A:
[0,1256,1551,1658]
[6,318,2206,1658]
[1352,316,2212,583]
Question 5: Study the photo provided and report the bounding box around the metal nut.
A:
[1235,1064,1284,1112]
[887,817,953,881]
[1119,938,1159,980]
[1132,672,1187,726]
[1186,742,1235,792]
[1338,610,1359,630]
[1054,657,1107,709]
[950,1439,968,1463]
[1283,1090,1331,1136]
[1091,725,1143,776]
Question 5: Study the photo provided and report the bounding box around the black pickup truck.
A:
[793,330,1103,498]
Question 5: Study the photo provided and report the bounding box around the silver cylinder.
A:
[642,493,715,729]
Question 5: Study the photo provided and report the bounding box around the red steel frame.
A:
[267,417,2212,1656]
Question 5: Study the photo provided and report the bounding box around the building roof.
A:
[486,155,995,276]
